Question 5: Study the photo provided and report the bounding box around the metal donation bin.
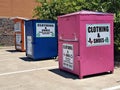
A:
[25,20,58,60]
[58,10,114,78]
[12,17,28,51]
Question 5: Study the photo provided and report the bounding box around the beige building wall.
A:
[0,0,37,18]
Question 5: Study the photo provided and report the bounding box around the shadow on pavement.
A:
[19,57,57,62]
[49,68,79,79]
[6,50,21,53]
[19,57,33,62]
[115,61,120,68]
[49,68,112,80]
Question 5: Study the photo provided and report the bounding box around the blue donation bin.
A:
[25,20,58,60]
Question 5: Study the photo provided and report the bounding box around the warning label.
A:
[63,44,74,70]
[86,24,110,47]
[14,22,21,32]
[36,23,55,37]
[16,33,21,45]
[27,36,32,55]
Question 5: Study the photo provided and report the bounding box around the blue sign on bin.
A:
[25,20,58,60]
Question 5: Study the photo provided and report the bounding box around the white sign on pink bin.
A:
[86,24,110,47]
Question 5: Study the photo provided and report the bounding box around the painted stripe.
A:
[0,59,20,61]
[0,60,11,62]
[102,85,120,90]
[0,66,57,76]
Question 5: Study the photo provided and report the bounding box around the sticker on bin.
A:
[36,23,55,37]
[16,46,21,49]
[27,36,32,55]
[16,33,21,45]
[63,44,74,70]
[14,22,21,32]
[86,24,110,47]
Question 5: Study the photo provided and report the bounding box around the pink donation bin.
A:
[58,10,114,79]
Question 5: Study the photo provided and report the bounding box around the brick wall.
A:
[0,0,38,18]
[0,18,14,46]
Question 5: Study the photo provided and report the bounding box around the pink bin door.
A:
[59,40,79,75]
[58,15,80,75]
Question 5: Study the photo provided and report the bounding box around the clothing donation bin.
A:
[25,20,58,60]
[58,10,114,79]
[12,17,28,51]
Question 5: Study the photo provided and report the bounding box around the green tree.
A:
[33,0,120,21]
[85,0,120,22]
[33,0,86,20]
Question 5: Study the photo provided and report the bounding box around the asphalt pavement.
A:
[0,46,120,90]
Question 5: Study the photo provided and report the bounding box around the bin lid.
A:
[10,16,29,20]
[59,10,113,17]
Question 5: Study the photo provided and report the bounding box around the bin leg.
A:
[109,70,114,74]
[79,75,83,79]
[53,57,57,59]
[108,70,114,74]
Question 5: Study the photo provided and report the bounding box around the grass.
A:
[0,44,4,48]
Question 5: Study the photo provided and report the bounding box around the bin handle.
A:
[59,33,78,42]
